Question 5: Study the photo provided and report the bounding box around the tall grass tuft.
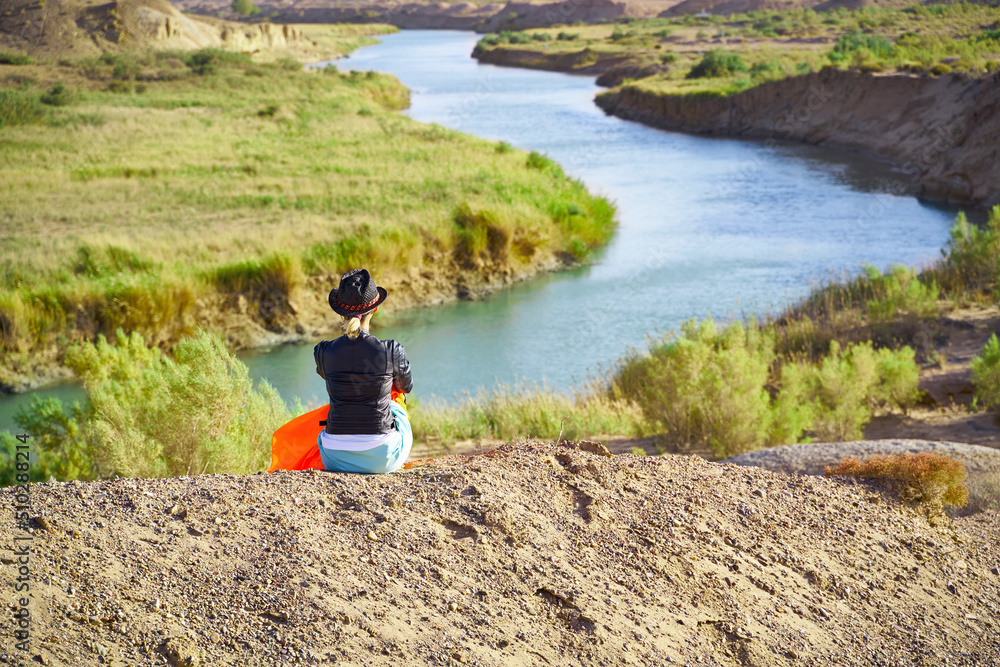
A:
[0,89,43,127]
[410,383,645,448]
[452,203,512,265]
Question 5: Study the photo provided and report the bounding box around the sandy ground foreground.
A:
[1,440,999,666]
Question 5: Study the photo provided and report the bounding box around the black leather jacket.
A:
[314,330,413,435]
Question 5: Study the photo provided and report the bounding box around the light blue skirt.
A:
[316,402,412,474]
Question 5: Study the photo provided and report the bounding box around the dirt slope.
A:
[595,68,1000,208]
[0,0,306,58]
[3,440,999,666]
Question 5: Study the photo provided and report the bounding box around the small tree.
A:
[231,0,260,16]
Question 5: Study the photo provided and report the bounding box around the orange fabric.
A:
[268,406,326,473]
[268,390,408,473]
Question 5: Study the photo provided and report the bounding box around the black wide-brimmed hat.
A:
[328,268,388,317]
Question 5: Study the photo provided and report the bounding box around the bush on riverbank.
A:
[0,330,290,482]
[610,319,919,458]
[971,333,1000,412]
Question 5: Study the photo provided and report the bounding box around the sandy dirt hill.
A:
[0,0,306,58]
[2,440,998,666]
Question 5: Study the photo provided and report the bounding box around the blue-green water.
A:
[0,29,967,429]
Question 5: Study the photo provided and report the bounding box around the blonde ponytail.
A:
[342,316,362,339]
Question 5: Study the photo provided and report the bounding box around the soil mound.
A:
[0,0,305,58]
[5,440,999,665]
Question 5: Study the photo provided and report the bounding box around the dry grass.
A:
[825,452,969,511]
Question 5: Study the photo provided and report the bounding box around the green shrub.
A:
[750,60,785,80]
[971,333,1000,410]
[526,150,563,176]
[687,49,749,79]
[930,63,952,76]
[500,30,532,45]
[777,341,919,442]
[612,319,775,458]
[864,264,939,323]
[64,329,290,478]
[40,82,74,106]
[232,0,261,15]
[661,52,678,64]
[557,32,580,41]
[830,30,894,59]
[0,88,44,127]
[0,51,31,65]
[937,208,1000,299]
[0,397,95,486]
[112,57,140,81]
[531,32,552,42]
[825,453,968,511]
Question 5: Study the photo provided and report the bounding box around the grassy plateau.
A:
[0,25,616,387]
[474,4,1000,97]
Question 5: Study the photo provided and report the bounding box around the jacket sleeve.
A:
[313,342,325,379]
[389,341,413,394]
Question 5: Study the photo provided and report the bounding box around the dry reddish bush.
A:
[825,452,969,510]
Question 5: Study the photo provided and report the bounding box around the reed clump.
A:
[409,383,646,448]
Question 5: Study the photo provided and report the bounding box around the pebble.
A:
[368,531,378,541]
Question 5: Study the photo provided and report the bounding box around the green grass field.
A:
[0,28,616,381]
[476,4,1000,98]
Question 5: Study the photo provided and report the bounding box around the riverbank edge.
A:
[1,241,592,396]
[473,44,1000,209]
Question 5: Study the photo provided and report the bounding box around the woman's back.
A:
[314,330,412,435]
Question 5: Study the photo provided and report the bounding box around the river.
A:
[0,30,965,427]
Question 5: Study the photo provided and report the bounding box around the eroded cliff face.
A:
[0,0,306,57]
[595,69,1000,208]
[265,2,502,30]
[174,0,678,31]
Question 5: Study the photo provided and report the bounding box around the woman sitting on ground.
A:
[313,268,413,474]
